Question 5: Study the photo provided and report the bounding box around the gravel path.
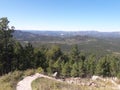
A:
[16,73,42,90]
[16,73,61,90]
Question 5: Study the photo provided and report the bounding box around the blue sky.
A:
[0,0,120,32]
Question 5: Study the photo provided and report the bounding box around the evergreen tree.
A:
[61,62,71,77]
[12,42,23,70]
[47,59,54,74]
[71,62,79,77]
[53,59,62,75]
[46,45,62,61]
[109,56,118,76]
[0,17,15,74]
[34,50,46,69]
[24,43,35,69]
[78,60,86,77]
[96,56,111,77]
[70,45,80,61]
[85,54,96,76]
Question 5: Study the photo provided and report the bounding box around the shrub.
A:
[117,72,120,79]
[24,69,35,76]
[35,67,44,73]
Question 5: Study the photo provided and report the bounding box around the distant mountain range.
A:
[14,30,120,38]
[13,30,64,41]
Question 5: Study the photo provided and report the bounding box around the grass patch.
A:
[32,78,117,90]
[32,78,81,90]
[0,71,24,90]
[0,69,40,90]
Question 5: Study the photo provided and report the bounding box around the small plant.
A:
[35,67,44,73]
[24,69,35,76]
[117,72,120,79]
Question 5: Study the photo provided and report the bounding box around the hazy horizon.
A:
[18,29,120,32]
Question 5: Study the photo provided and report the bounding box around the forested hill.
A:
[13,30,120,55]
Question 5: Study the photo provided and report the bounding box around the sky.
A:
[0,0,120,32]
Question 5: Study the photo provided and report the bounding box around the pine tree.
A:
[70,45,80,61]
[53,59,61,75]
[78,60,86,77]
[46,45,62,61]
[85,54,96,76]
[109,56,117,77]
[34,50,46,69]
[0,17,15,74]
[24,43,35,69]
[71,62,79,77]
[61,62,71,77]
[95,56,111,77]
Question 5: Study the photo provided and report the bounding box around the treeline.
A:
[0,17,120,78]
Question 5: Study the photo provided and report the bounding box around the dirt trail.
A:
[16,73,62,90]
[16,73,42,90]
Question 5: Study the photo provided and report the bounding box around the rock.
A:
[88,82,98,87]
[52,72,58,78]
[112,77,118,81]
[92,75,104,81]
[92,75,99,80]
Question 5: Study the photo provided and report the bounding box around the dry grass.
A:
[0,69,40,90]
[0,71,24,90]
[32,77,82,90]
[32,77,118,90]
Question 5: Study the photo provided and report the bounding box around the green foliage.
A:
[61,62,71,77]
[95,56,111,77]
[78,61,86,77]
[70,62,79,77]
[70,45,80,61]
[53,59,61,74]
[0,17,15,74]
[117,72,120,79]
[46,45,62,61]
[34,50,47,69]
[24,69,35,76]
[35,67,44,73]
[85,54,96,76]
[109,56,118,76]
